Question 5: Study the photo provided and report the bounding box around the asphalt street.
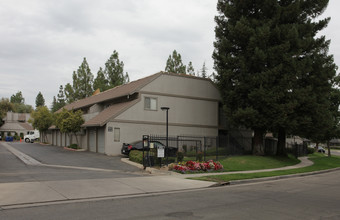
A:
[1,141,340,220]
[1,169,340,220]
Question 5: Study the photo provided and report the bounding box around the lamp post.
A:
[161,107,170,165]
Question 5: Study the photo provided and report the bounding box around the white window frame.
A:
[144,97,158,111]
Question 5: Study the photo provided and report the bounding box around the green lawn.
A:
[219,154,300,171]
[191,153,340,183]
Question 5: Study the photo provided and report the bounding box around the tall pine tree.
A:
[73,57,94,100]
[165,50,186,74]
[213,0,337,155]
[51,85,66,112]
[64,83,75,104]
[93,67,108,92]
[187,61,195,76]
[35,91,45,108]
[200,62,208,78]
[104,50,129,90]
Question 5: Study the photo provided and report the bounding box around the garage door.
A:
[56,132,60,146]
[66,134,70,147]
[98,127,105,154]
[52,131,56,146]
[89,128,96,152]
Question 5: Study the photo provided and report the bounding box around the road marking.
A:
[1,142,134,173]
[2,142,42,165]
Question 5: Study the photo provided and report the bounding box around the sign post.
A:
[142,135,149,169]
[157,145,165,166]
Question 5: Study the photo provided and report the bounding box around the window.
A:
[114,128,120,142]
[144,97,157,110]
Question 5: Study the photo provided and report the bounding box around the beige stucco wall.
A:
[2,112,31,122]
[141,74,221,100]
[104,74,221,155]
[105,121,218,156]
[115,94,218,127]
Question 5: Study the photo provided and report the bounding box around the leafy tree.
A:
[13,103,32,113]
[165,50,186,74]
[10,91,24,104]
[315,89,340,157]
[0,98,14,126]
[8,91,32,113]
[93,67,108,92]
[73,57,94,100]
[35,92,45,108]
[213,0,336,156]
[104,50,129,90]
[31,106,53,143]
[187,61,195,76]
[54,108,69,130]
[55,108,84,146]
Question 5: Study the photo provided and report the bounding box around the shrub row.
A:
[129,150,176,166]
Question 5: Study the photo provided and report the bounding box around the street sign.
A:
[157,146,165,158]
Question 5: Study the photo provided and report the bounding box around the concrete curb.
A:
[120,158,181,176]
[223,167,340,186]
[121,156,340,186]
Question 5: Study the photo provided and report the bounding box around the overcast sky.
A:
[0,0,339,108]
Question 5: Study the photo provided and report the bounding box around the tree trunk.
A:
[277,127,287,156]
[44,133,49,144]
[253,128,265,155]
[327,141,331,157]
[74,132,79,147]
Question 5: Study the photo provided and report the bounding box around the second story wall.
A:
[140,74,221,101]
[115,74,221,128]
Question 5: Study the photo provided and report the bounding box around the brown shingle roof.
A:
[56,72,215,128]
[82,99,139,127]
[59,72,162,112]
[19,123,33,130]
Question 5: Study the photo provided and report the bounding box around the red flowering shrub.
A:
[169,160,224,173]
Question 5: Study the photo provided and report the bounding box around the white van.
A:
[24,130,40,143]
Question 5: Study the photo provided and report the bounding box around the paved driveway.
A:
[9,142,139,172]
[0,142,144,183]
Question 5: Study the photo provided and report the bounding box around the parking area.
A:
[0,142,145,183]
[9,142,139,171]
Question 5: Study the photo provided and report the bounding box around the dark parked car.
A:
[318,146,326,153]
[121,140,177,157]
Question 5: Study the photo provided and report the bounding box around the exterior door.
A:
[89,128,96,152]
[98,127,105,154]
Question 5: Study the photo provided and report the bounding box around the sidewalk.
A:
[0,142,314,209]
